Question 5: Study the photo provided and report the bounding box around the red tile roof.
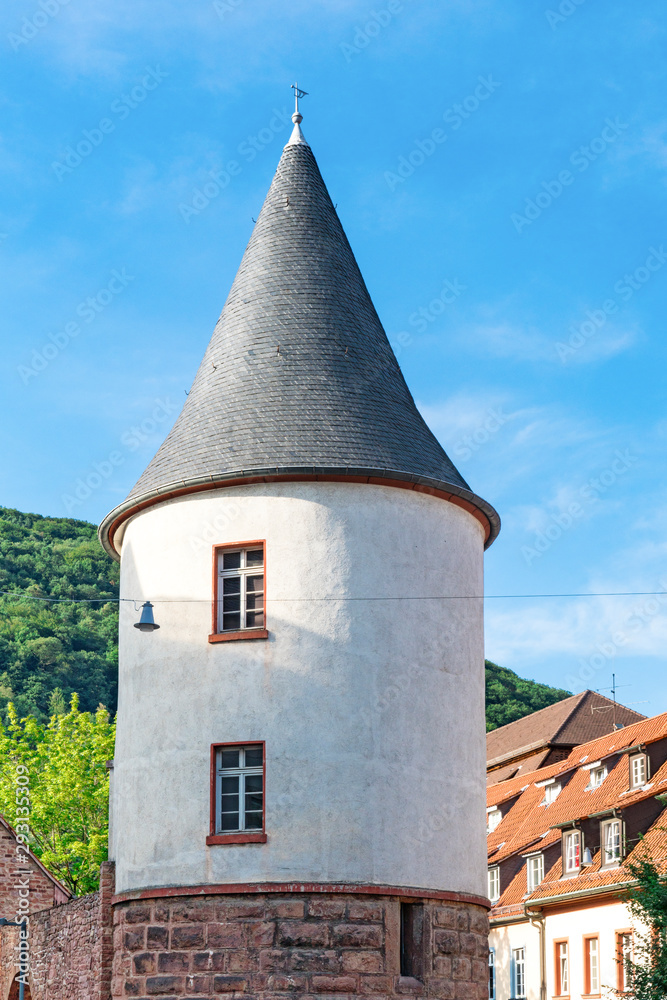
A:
[486,691,645,779]
[487,710,667,912]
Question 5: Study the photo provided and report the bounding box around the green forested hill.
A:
[485,659,571,731]
[0,507,119,721]
[0,506,571,726]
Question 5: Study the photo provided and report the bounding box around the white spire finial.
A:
[287,82,309,147]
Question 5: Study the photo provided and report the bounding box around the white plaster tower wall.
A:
[110,481,487,896]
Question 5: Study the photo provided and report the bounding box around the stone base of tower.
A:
[111,889,489,999]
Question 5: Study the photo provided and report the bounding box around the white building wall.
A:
[545,900,634,1000]
[489,920,541,1000]
[110,481,487,895]
[491,898,638,1000]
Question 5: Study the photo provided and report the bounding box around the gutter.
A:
[527,879,634,907]
[525,904,546,1000]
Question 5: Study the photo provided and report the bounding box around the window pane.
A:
[220,811,240,831]
[222,551,241,570]
[246,574,263,594]
[223,593,241,612]
[246,793,263,812]
[245,811,263,830]
[221,793,239,812]
[246,549,263,567]
[221,776,239,794]
[245,747,263,767]
[220,749,239,769]
[223,612,241,631]
[246,611,264,628]
[223,576,241,594]
[245,774,263,792]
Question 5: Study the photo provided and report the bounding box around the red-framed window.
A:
[583,935,600,996]
[207,742,267,845]
[209,541,268,642]
[615,930,633,992]
[554,939,569,997]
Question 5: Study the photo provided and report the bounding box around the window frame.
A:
[583,935,600,996]
[563,829,582,875]
[526,852,544,892]
[554,938,569,998]
[209,541,269,643]
[629,753,648,789]
[601,818,623,867]
[487,808,502,833]
[615,930,633,993]
[511,946,526,999]
[543,781,562,805]
[588,765,607,790]
[207,741,267,845]
[489,948,496,1000]
[488,866,500,903]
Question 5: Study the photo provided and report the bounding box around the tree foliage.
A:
[620,853,667,1000]
[0,506,119,723]
[485,659,571,732]
[0,695,115,895]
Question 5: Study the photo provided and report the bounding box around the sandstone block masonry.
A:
[112,893,489,999]
[0,861,114,1000]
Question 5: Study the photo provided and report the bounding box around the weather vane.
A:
[291,82,308,120]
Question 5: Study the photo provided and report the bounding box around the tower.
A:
[100,98,500,1000]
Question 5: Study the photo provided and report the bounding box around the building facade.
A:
[488,711,667,1000]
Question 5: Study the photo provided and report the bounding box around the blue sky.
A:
[1,0,666,713]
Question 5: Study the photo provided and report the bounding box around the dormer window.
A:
[563,829,581,873]
[601,818,623,866]
[589,765,607,789]
[630,753,648,788]
[488,866,500,903]
[543,781,561,805]
[527,853,544,892]
[487,808,502,833]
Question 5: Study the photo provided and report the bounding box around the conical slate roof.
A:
[100,120,499,558]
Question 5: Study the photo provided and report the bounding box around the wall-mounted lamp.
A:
[134,601,160,632]
[582,847,593,865]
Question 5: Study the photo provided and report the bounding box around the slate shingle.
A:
[100,132,499,556]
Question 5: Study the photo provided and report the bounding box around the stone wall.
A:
[112,892,489,999]
[0,861,115,1000]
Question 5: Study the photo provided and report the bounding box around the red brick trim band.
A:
[112,882,491,909]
